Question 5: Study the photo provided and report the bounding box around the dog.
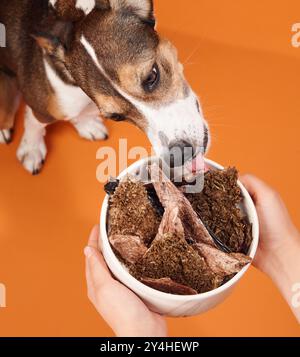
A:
[0,0,210,175]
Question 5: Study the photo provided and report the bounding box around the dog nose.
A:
[168,140,194,168]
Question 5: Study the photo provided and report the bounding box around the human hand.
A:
[240,174,300,322]
[240,174,300,274]
[84,225,168,337]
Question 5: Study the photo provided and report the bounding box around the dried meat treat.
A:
[132,232,221,293]
[131,207,222,293]
[108,178,161,245]
[141,277,197,295]
[157,207,185,239]
[106,164,253,296]
[109,234,148,265]
[193,242,252,277]
[148,164,216,247]
[186,168,253,253]
[106,178,165,217]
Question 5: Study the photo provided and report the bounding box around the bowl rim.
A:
[100,157,259,302]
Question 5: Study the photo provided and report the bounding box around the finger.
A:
[88,225,100,249]
[85,225,101,300]
[85,257,94,300]
[84,246,113,291]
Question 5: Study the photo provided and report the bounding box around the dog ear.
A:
[32,33,65,60]
[96,0,155,25]
[50,0,96,20]
[32,20,74,60]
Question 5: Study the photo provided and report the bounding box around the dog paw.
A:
[0,129,13,144]
[73,116,108,141]
[17,138,47,175]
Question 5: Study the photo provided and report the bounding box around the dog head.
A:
[38,0,210,169]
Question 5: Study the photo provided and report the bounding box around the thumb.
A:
[84,246,113,292]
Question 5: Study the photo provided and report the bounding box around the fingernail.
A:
[84,246,93,258]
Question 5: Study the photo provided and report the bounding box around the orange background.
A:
[1,0,300,336]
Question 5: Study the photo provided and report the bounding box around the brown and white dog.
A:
[0,0,210,174]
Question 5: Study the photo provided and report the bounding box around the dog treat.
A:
[131,207,222,293]
[157,207,185,239]
[108,178,161,245]
[192,243,252,277]
[149,164,216,247]
[131,233,220,293]
[109,234,148,265]
[106,164,253,295]
[186,168,253,253]
[141,277,198,295]
[105,178,165,217]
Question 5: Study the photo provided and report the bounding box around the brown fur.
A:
[51,0,86,21]
[0,72,19,130]
[117,39,187,104]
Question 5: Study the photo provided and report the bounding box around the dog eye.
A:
[142,63,160,93]
[107,113,126,122]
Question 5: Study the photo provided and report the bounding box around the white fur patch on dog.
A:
[17,107,47,175]
[72,115,108,141]
[75,0,96,14]
[44,59,91,119]
[140,93,208,157]
[49,0,57,8]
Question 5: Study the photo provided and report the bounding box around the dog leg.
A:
[0,72,21,144]
[70,103,108,141]
[17,106,47,175]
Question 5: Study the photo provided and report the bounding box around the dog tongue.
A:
[186,152,205,174]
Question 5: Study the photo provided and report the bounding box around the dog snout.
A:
[168,140,195,168]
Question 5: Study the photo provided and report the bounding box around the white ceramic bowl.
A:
[100,157,259,317]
